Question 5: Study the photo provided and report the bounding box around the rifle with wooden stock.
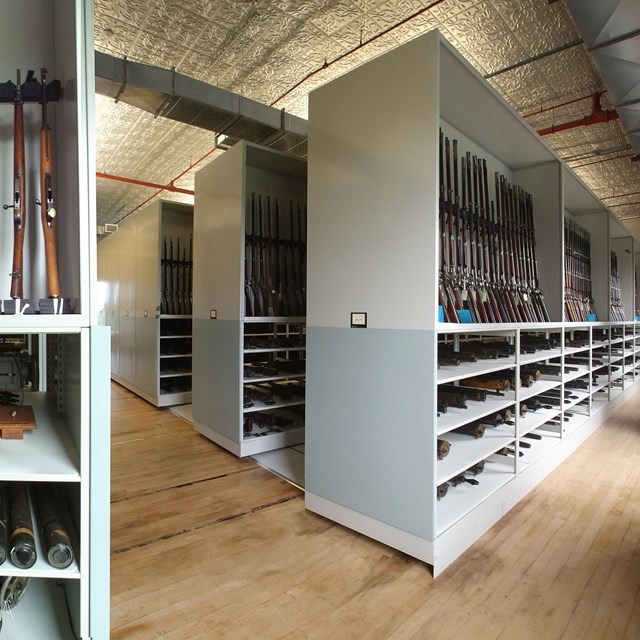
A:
[36,66,61,300]
[4,70,26,300]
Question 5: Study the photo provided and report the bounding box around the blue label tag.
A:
[635,315,640,322]
[456,309,474,323]
[587,314,596,322]
[438,305,445,322]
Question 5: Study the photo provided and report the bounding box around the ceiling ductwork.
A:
[94,51,308,157]
[565,0,640,159]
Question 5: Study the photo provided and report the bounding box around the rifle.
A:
[437,439,451,459]
[161,238,168,314]
[254,196,266,316]
[296,202,306,316]
[36,67,60,299]
[167,238,175,314]
[266,197,278,316]
[188,234,193,315]
[176,237,182,315]
[453,423,485,438]
[4,70,26,300]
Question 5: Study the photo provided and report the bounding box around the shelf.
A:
[160,314,192,319]
[437,359,516,385]
[243,397,305,414]
[0,579,75,639]
[520,348,563,366]
[519,379,562,402]
[518,406,561,436]
[564,388,590,411]
[436,456,515,535]
[519,430,561,467]
[436,391,515,435]
[1,487,80,580]
[160,353,192,359]
[243,346,306,354]
[159,371,192,379]
[244,316,306,323]
[243,373,306,384]
[563,364,591,383]
[564,344,591,356]
[0,394,80,482]
[437,424,515,483]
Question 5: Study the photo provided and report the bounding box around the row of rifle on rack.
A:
[160,236,192,315]
[0,68,66,314]
[564,218,596,322]
[245,194,306,318]
[610,250,626,321]
[439,130,549,324]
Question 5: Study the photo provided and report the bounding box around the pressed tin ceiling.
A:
[93,0,640,230]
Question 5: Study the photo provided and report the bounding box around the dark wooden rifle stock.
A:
[4,70,26,299]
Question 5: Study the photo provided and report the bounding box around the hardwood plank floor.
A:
[110,382,640,639]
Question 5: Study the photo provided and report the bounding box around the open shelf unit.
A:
[192,141,307,457]
[304,30,640,576]
[0,2,110,638]
[98,200,194,406]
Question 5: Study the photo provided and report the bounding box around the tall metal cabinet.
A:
[0,1,109,638]
[98,199,194,407]
[192,141,307,457]
[305,30,640,576]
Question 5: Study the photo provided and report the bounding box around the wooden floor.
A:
[110,382,640,639]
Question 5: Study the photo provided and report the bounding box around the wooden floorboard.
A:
[110,381,640,639]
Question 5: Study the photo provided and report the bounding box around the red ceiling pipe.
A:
[96,172,194,196]
[537,92,618,136]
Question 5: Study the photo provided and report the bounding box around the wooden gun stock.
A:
[39,67,60,298]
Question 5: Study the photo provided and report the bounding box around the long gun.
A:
[4,70,26,300]
[38,67,60,299]
[188,234,193,315]
[161,238,168,314]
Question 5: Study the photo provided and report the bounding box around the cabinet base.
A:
[111,374,191,407]
[307,378,640,577]
[193,419,305,457]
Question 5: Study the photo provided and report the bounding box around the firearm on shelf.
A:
[438,353,461,367]
[36,66,60,299]
[438,346,478,363]
[437,384,489,401]
[523,432,542,440]
[3,70,26,300]
[449,473,479,487]
[437,391,467,409]
[495,446,523,457]
[0,483,6,565]
[437,483,449,500]
[35,483,74,569]
[470,370,534,388]
[453,423,485,438]
[437,439,451,459]
[8,482,36,569]
[461,376,511,391]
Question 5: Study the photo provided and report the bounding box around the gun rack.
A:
[0,75,61,103]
